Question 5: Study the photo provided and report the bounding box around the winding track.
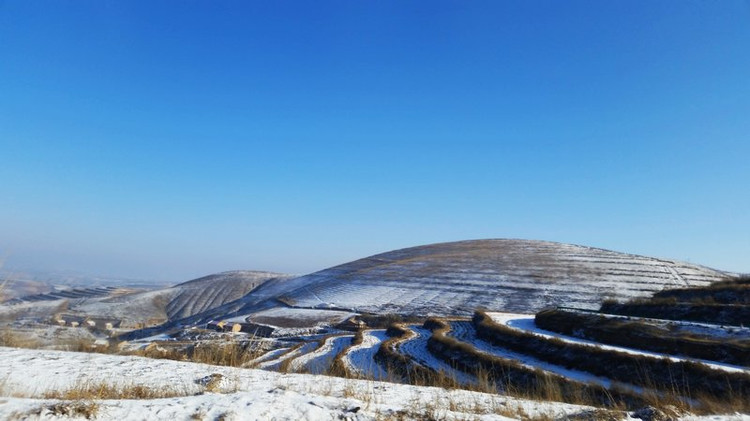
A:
[395,325,476,385]
[341,329,389,379]
[257,341,319,370]
[288,335,353,374]
[243,346,291,368]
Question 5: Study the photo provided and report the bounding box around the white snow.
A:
[445,320,641,393]
[586,311,750,340]
[244,346,291,368]
[256,341,320,370]
[0,346,600,421]
[275,240,727,317]
[288,334,353,374]
[342,330,390,380]
[396,325,476,385]
[486,312,750,374]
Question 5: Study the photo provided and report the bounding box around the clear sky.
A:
[1,1,749,282]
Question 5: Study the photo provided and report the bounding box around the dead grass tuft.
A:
[44,380,189,400]
[0,328,40,349]
[133,340,266,368]
[40,401,100,419]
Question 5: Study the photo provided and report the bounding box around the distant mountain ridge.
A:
[1,270,289,327]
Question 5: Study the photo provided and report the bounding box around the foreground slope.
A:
[0,347,590,421]
[272,239,727,316]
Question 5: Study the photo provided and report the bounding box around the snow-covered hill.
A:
[1,271,289,327]
[269,239,727,316]
[2,240,732,333]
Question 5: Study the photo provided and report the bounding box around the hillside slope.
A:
[2,271,288,327]
[271,239,728,316]
[75,270,289,323]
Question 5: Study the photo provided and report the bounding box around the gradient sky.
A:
[1,1,749,282]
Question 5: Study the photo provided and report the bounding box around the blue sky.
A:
[1,1,749,281]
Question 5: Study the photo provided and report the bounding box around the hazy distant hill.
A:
[0,278,51,302]
[1,271,288,326]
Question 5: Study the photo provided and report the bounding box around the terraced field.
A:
[239,285,750,413]
[3,240,745,414]
[341,329,390,380]
[394,325,473,385]
[443,320,631,391]
[287,334,353,374]
[5,286,122,304]
[274,239,728,316]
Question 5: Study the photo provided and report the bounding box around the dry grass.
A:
[37,401,100,419]
[0,375,9,396]
[192,341,265,367]
[326,329,365,378]
[0,327,41,349]
[535,308,750,366]
[189,409,207,420]
[132,339,267,368]
[276,342,307,373]
[43,380,190,400]
[653,275,750,305]
[473,310,750,410]
[601,277,750,327]
[426,317,641,409]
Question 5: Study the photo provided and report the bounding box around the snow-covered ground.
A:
[342,330,390,380]
[568,310,750,340]
[256,341,320,370]
[244,346,291,368]
[396,325,476,385]
[487,313,750,374]
[445,321,642,393]
[288,334,353,374]
[0,346,607,421]
[276,239,728,316]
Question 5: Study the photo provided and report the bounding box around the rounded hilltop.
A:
[275,239,729,316]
